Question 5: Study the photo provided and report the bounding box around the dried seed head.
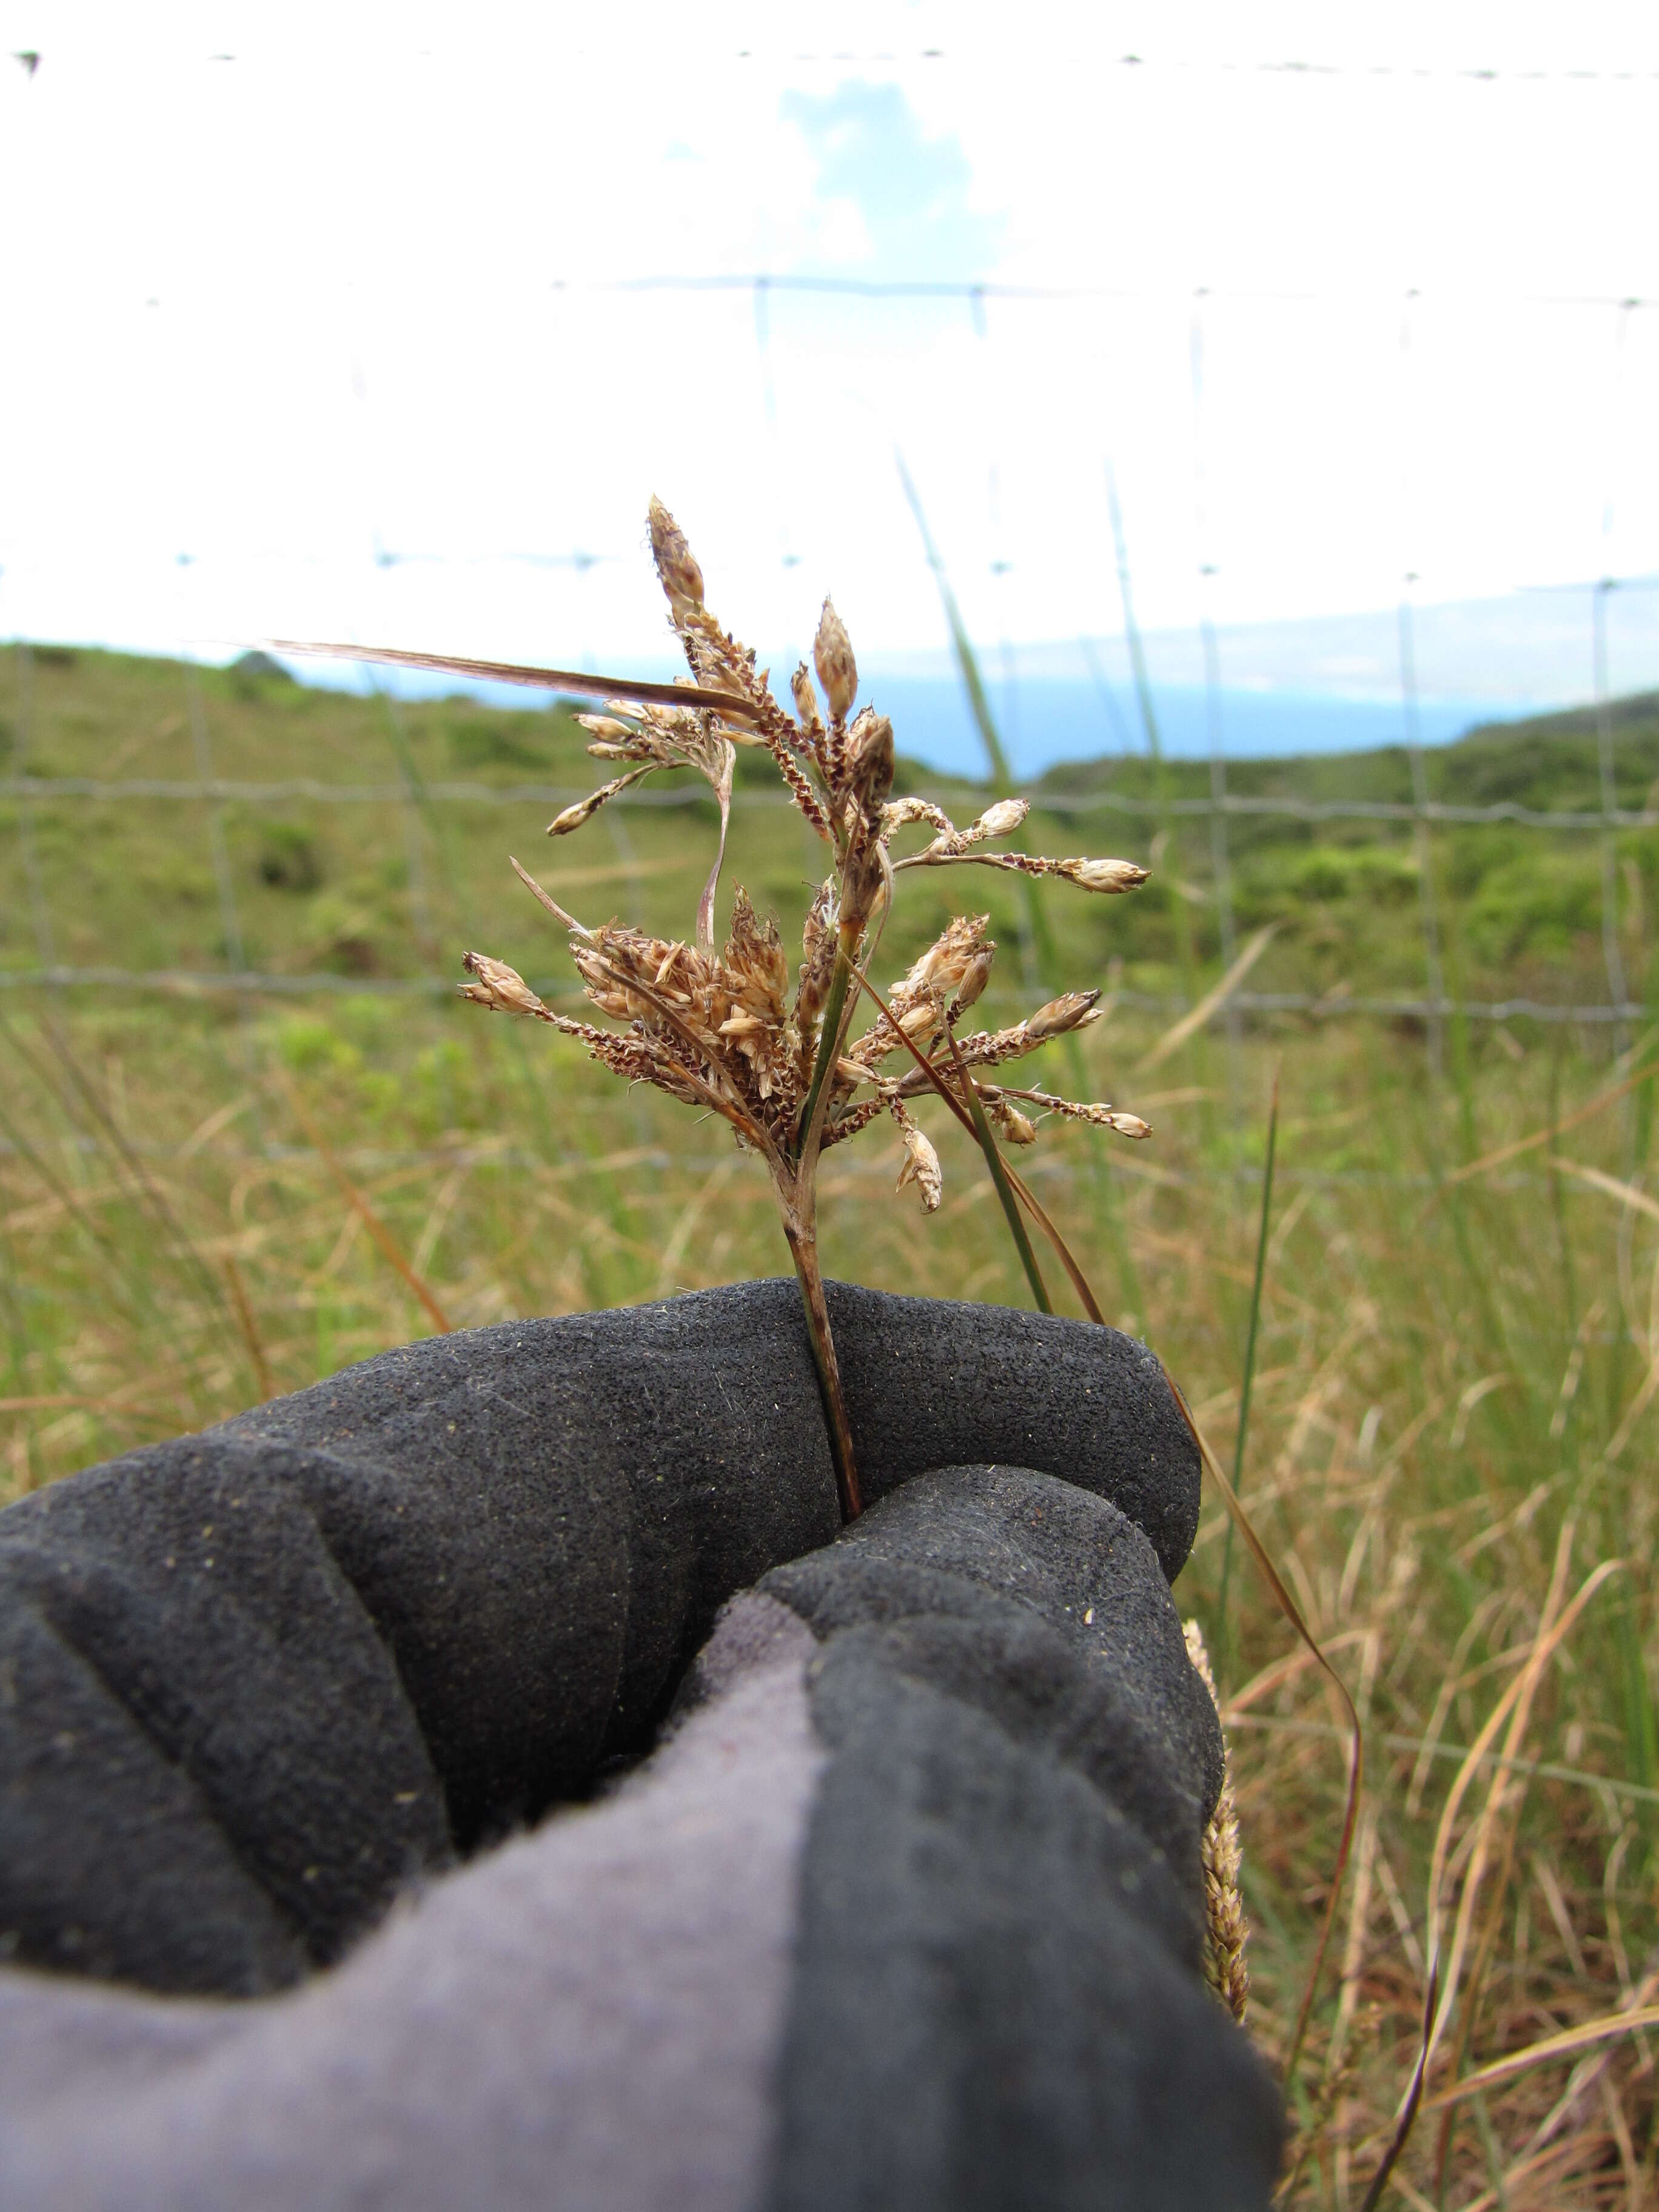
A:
[985,1093,1037,1145]
[894,1114,943,1212]
[474,501,1152,1301]
[546,765,655,837]
[790,662,824,739]
[970,798,1028,842]
[991,1088,1151,1140]
[1025,987,1102,1042]
[845,708,894,809]
[883,917,994,1049]
[459,950,546,1017]
[1185,1618,1250,2022]
[796,876,837,1031]
[951,947,995,1017]
[1062,856,1150,895]
[723,886,789,1020]
[648,495,705,613]
[813,597,857,722]
[882,795,954,837]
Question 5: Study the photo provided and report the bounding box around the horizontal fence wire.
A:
[0,1131,1649,1218]
[7,776,1659,833]
[0,964,1644,1028]
[583,272,1658,309]
[719,56,1659,87]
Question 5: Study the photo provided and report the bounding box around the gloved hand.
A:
[0,1280,1282,2210]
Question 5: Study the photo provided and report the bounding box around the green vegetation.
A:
[4,645,1657,1012]
[3,643,1658,2203]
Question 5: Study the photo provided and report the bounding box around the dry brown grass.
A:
[4,626,1658,2199]
[4,994,1654,2206]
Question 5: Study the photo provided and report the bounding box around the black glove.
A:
[0,1281,1281,2210]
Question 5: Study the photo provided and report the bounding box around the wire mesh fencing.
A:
[3,267,1657,1116]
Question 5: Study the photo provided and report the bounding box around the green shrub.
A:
[257,822,323,891]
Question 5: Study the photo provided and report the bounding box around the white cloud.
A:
[0,0,1655,683]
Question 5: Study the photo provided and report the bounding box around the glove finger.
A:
[751,1466,1282,2211]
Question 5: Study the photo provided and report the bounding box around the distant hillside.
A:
[1,646,1654,1023]
[1034,691,1659,824]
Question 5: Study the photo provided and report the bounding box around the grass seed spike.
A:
[460,498,1153,1521]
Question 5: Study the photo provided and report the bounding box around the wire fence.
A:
[5,264,1657,1075]
[9,774,1659,834]
[5,652,1655,1037]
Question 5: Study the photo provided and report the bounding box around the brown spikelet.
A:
[648,495,705,614]
[1184,1618,1251,2025]
[814,596,857,722]
[882,795,955,839]
[820,1094,888,1148]
[765,723,835,841]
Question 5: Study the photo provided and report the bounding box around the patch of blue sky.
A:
[779,79,1002,289]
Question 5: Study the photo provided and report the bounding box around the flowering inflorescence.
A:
[460,499,1154,1519]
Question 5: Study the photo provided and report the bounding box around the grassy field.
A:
[4,641,1659,2205]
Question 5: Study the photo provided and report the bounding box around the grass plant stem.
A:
[795,928,859,1167]
[1106,462,1198,1016]
[784,921,879,1522]
[897,453,1146,1326]
[783,1204,861,1523]
[1165,1374,1364,2108]
[943,1024,1052,1313]
[1216,1072,1279,1665]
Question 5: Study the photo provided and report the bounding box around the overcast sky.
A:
[2,1,1657,685]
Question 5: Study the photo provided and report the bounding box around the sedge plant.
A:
[446,499,1153,1521]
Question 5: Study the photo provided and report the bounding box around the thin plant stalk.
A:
[1216,1071,1279,1660]
[1355,1962,1439,2212]
[898,452,1147,1329]
[781,1195,862,1522]
[943,1023,1053,1313]
[796,927,860,1164]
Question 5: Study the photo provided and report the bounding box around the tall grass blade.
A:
[1106,462,1196,1006]
[5,1007,230,1329]
[942,1024,1052,1313]
[894,454,1014,793]
[1421,1551,1626,2079]
[270,640,762,723]
[1105,461,1167,771]
[1357,1960,1441,2212]
[223,1252,273,1401]
[896,451,1147,1323]
[281,1077,454,1335]
[1002,1158,1108,1325]
[1441,1048,1657,1188]
[1216,1073,1279,1657]
[1137,927,1276,1075]
[1418,2000,1659,2111]
[894,454,1073,984]
[1164,1373,1364,2096]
